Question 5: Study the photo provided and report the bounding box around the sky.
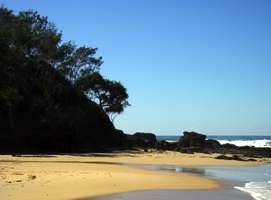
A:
[1,0,271,135]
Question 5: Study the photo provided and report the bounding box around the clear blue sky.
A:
[2,0,271,135]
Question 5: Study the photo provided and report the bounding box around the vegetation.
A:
[0,6,128,152]
[55,44,130,121]
[76,72,130,121]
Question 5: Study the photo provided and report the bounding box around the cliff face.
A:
[0,61,120,153]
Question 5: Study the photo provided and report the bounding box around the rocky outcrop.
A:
[218,145,271,158]
[178,131,207,148]
[119,130,271,159]
[176,131,271,157]
[215,154,257,162]
[205,139,221,149]
[134,132,157,147]
[156,140,178,151]
[123,132,157,148]
[177,131,221,152]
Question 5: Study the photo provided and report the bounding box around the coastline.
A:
[0,151,269,200]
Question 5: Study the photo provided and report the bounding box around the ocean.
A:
[157,135,271,148]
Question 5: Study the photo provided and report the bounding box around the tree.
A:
[0,6,131,153]
[56,45,103,83]
[76,72,130,121]
[0,7,101,77]
[0,6,129,124]
[0,8,62,64]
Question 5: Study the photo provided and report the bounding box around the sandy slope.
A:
[0,151,267,200]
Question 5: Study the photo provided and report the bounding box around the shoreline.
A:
[0,151,269,200]
[87,188,254,200]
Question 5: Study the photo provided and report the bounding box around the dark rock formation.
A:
[178,131,207,148]
[122,132,157,148]
[135,131,271,159]
[216,154,243,161]
[133,132,157,147]
[127,130,271,159]
[177,131,220,152]
[156,140,178,151]
[215,154,257,162]
[205,139,221,149]
[218,145,271,158]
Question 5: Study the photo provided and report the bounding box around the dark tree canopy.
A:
[0,8,62,65]
[76,72,130,121]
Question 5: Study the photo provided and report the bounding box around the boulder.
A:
[133,132,157,148]
[215,154,256,162]
[221,143,238,150]
[178,131,207,148]
[215,154,242,161]
[156,140,178,151]
[123,132,157,148]
[205,139,221,149]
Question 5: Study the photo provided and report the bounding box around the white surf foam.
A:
[218,139,271,148]
[235,181,271,200]
[165,140,177,143]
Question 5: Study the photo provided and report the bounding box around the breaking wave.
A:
[217,139,271,148]
[235,181,271,200]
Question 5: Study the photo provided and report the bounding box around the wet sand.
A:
[88,163,271,200]
[89,189,253,200]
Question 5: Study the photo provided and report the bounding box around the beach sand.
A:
[0,151,267,200]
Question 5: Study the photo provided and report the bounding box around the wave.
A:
[235,181,271,200]
[217,139,271,148]
[165,140,178,143]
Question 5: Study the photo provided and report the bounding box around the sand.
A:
[0,151,268,200]
[92,189,254,200]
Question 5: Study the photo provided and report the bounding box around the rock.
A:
[221,143,238,149]
[216,154,238,160]
[123,132,157,148]
[205,139,221,149]
[156,140,178,151]
[215,154,254,161]
[179,147,196,154]
[133,132,157,148]
[247,158,257,162]
[178,131,207,148]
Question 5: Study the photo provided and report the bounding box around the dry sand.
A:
[0,151,268,200]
